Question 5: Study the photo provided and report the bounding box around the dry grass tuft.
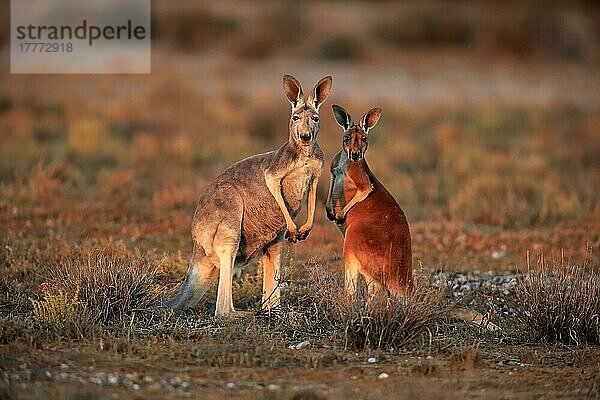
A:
[152,184,197,210]
[284,268,449,350]
[40,248,164,325]
[335,287,448,350]
[513,253,600,345]
[67,117,108,156]
[30,285,80,327]
[449,343,483,371]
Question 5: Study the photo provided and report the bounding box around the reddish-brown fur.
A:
[326,105,412,297]
[343,160,412,295]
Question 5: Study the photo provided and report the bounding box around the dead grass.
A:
[337,289,448,351]
[280,268,449,351]
[513,252,600,345]
[37,247,165,326]
[30,285,80,327]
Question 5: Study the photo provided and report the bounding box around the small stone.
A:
[143,376,153,383]
[289,340,311,350]
[108,374,120,385]
[89,374,104,385]
[378,372,389,379]
[56,372,71,380]
[367,357,378,363]
[226,382,236,389]
[267,384,281,391]
[132,384,140,390]
[170,377,182,387]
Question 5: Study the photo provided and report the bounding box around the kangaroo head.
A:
[332,105,382,162]
[283,75,332,147]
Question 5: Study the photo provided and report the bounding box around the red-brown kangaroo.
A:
[325,105,412,298]
[325,105,500,331]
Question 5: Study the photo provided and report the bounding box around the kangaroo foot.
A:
[285,227,298,243]
[215,309,255,319]
[297,225,311,241]
[257,305,282,319]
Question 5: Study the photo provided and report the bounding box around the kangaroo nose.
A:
[300,133,311,143]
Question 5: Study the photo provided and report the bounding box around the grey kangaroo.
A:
[165,75,332,317]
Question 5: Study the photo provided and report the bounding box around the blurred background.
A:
[1,0,598,268]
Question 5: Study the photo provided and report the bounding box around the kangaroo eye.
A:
[361,137,368,143]
[292,115,300,121]
[312,116,319,122]
[343,135,351,143]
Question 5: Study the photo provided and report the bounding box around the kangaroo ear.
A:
[332,104,352,131]
[309,76,332,110]
[360,107,382,133]
[283,74,304,108]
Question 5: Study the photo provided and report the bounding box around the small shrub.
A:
[448,173,539,226]
[539,179,582,222]
[30,285,80,326]
[337,286,447,350]
[44,248,163,325]
[513,256,600,345]
[91,170,137,216]
[165,133,193,165]
[152,184,196,210]
[232,274,262,310]
[67,117,107,156]
[132,132,161,163]
[449,343,483,371]
[294,268,448,350]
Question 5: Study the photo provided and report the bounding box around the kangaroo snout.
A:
[350,150,362,162]
[300,132,312,143]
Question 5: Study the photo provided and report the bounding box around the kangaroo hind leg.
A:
[213,196,244,317]
[344,250,361,301]
[261,239,284,312]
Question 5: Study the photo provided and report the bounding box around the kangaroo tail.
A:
[450,307,501,331]
[161,247,215,312]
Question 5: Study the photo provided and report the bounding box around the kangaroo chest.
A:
[282,156,322,215]
[342,162,371,202]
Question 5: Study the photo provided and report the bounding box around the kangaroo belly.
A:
[239,184,288,260]
[344,220,412,294]
[281,168,312,215]
[343,190,412,286]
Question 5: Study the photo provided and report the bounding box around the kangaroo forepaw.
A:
[297,226,311,241]
[325,208,336,221]
[285,228,298,243]
[335,213,346,225]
